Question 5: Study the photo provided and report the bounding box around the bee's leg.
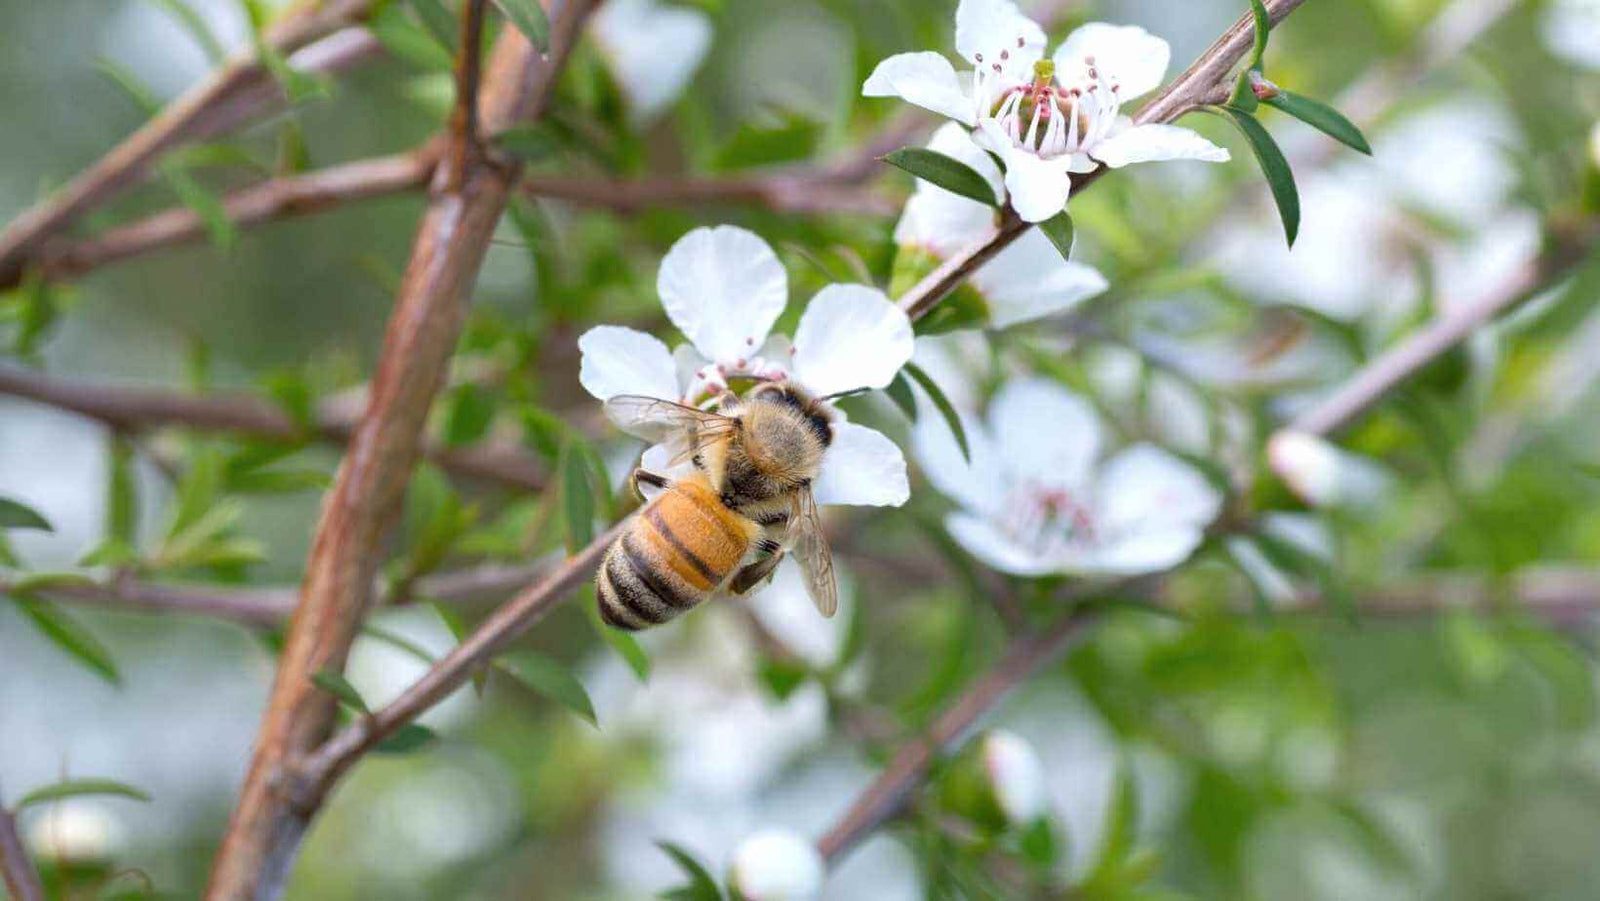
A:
[632,469,670,497]
[729,541,784,595]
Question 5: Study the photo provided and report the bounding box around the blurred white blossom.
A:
[591,0,713,125]
[1267,431,1392,508]
[1542,0,1600,70]
[982,729,1046,824]
[578,225,913,509]
[729,829,825,901]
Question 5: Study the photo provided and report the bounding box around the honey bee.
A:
[595,381,839,630]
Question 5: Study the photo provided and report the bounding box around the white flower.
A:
[728,829,825,901]
[1266,431,1391,509]
[578,225,913,508]
[864,1,1228,222]
[591,0,713,125]
[895,122,1109,328]
[982,730,1046,824]
[913,377,1222,576]
[1542,0,1600,70]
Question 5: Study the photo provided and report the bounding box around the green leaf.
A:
[93,57,162,117]
[497,650,598,726]
[162,163,237,251]
[1247,0,1270,69]
[1087,760,1141,888]
[1037,210,1075,261]
[10,594,120,685]
[0,496,53,532]
[408,0,460,53]
[903,362,970,463]
[712,112,824,171]
[582,587,650,681]
[882,147,999,207]
[361,625,437,665]
[106,434,138,546]
[261,370,316,432]
[9,572,97,593]
[656,842,724,901]
[9,273,61,361]
[1218,106,1299,247]
[150,0,226,63]
[374,722,438,754]
[0,533,15,568]
[15,778,151,810]
[78,539,139,569]
[884,371,918,422]
[1264,90,1372,155]
[432,602,489,696]
[444,383,496,446]
[561,442,596,551]
[311,668,370,714]
[495,124,562,161]
[369,1,455,71]
[1254,529,1355,624]
[494,0,550,52]
[757,657,809,702]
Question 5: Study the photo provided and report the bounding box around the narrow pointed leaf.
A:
[432,602,489,696]
[883,148,998,207]
[16,778,151,810]
[903,362,970,463]
[1038,211,1075,261]
[0,496,53,531]
[1247,0,1270,67]
[11,595,120,685]
[495,124,562,161]
[162,164,237,250]
[497,650,598,726]
[495,0,550,52]
[362,624,437,664]
[885,371,919,422]
[94,57,162,117]
[561,443,595,551]
[369,1,455,70]
[106,434,138,545]
[374,722,438,754]
[311,668,370,714]
[657,842,724,901]
[150,0,226,63]
[408,0,459,52]
[1219,106,1299,247]
[1265,90,1372,154]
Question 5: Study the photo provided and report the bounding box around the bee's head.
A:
[737,381,834,485]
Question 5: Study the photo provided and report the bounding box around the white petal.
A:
[672,342,710,399]
[1089,124,1229,168]
[979,121,1075,222]
[791,285,914,397]
[971,229,1108,327]
[982,730,1046,824]
[946,512,1058,576]
[893,123,1003,254]
[657,225,788,363]
[635,442,698,500]
[988,378,1102,491]
[577,326,680,401]
[1053,23,1170,100]
[1079,526,1208,576]
[910,403,1004,516]
[955,0,1047,80]
[814,423,909,507]
[929,120,1005,198]
[1095,444,1222,537]
[728,830,824,901]
[862,52,976,126]
[590,0,712,125]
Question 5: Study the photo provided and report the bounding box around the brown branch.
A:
[1282,221,1598,439]
[203,0,597,896]
[816,606,1101,863]
[0,783,45,901]
[893,0,1311,321]
[0,366,545,491]
[0,5,384,289]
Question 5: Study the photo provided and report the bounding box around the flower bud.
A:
[26,803,125,868]
[1590,121,1600,170]
[728,829,824,901]
[1267,431,1388,508]
[1248,70,1280,100]
[941,729,1046,833]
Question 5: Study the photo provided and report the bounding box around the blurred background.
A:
[2,0,1599,898]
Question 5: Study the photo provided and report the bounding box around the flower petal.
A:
[591,0,712,125]
[946,511,1058,576]
[979,120,1076,222]
[988,378,1102,491]
[814,422,909,507]
[955,0,1047,81]
[1052,23,1170,100]
[791,284,914,397]
[893,123,1004,255]
[657,225,788,363]
[862,52,976,126]
[1089,124,1229,168]
[971,229,1108,328]
[1095,444,1222,537]
[1079,526,1208,576]
[636,441,698,500]
[910,402,1004,516]
[577,325,681,401]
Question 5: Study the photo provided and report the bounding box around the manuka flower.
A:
[578,225,913,507]
[912,377,1222,576]
[864,0,1229,222]
[893,122,1109,328]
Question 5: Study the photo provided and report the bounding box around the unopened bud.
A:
[26,803,125,867]
[983,730,1046,824]
[1248,71,1280,101]
[728,830,823,901]
[1267,431,1388,508]
[1589,120,1600,170]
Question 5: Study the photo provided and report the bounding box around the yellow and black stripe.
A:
[596,477,759,630]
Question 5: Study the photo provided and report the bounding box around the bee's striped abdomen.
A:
[596,476,759,631]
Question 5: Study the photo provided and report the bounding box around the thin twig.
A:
[0,783,45,901]
[817,607,1100,863]
[0,367,545,490]
[0,5,383,289]
[203,1,598,896]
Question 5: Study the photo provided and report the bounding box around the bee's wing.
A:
[788,487,839,618]
[604,395,736,443]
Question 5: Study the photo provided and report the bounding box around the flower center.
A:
[684,355,790,406]
[990,55,1123,160]
[1001,483,1096,556]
